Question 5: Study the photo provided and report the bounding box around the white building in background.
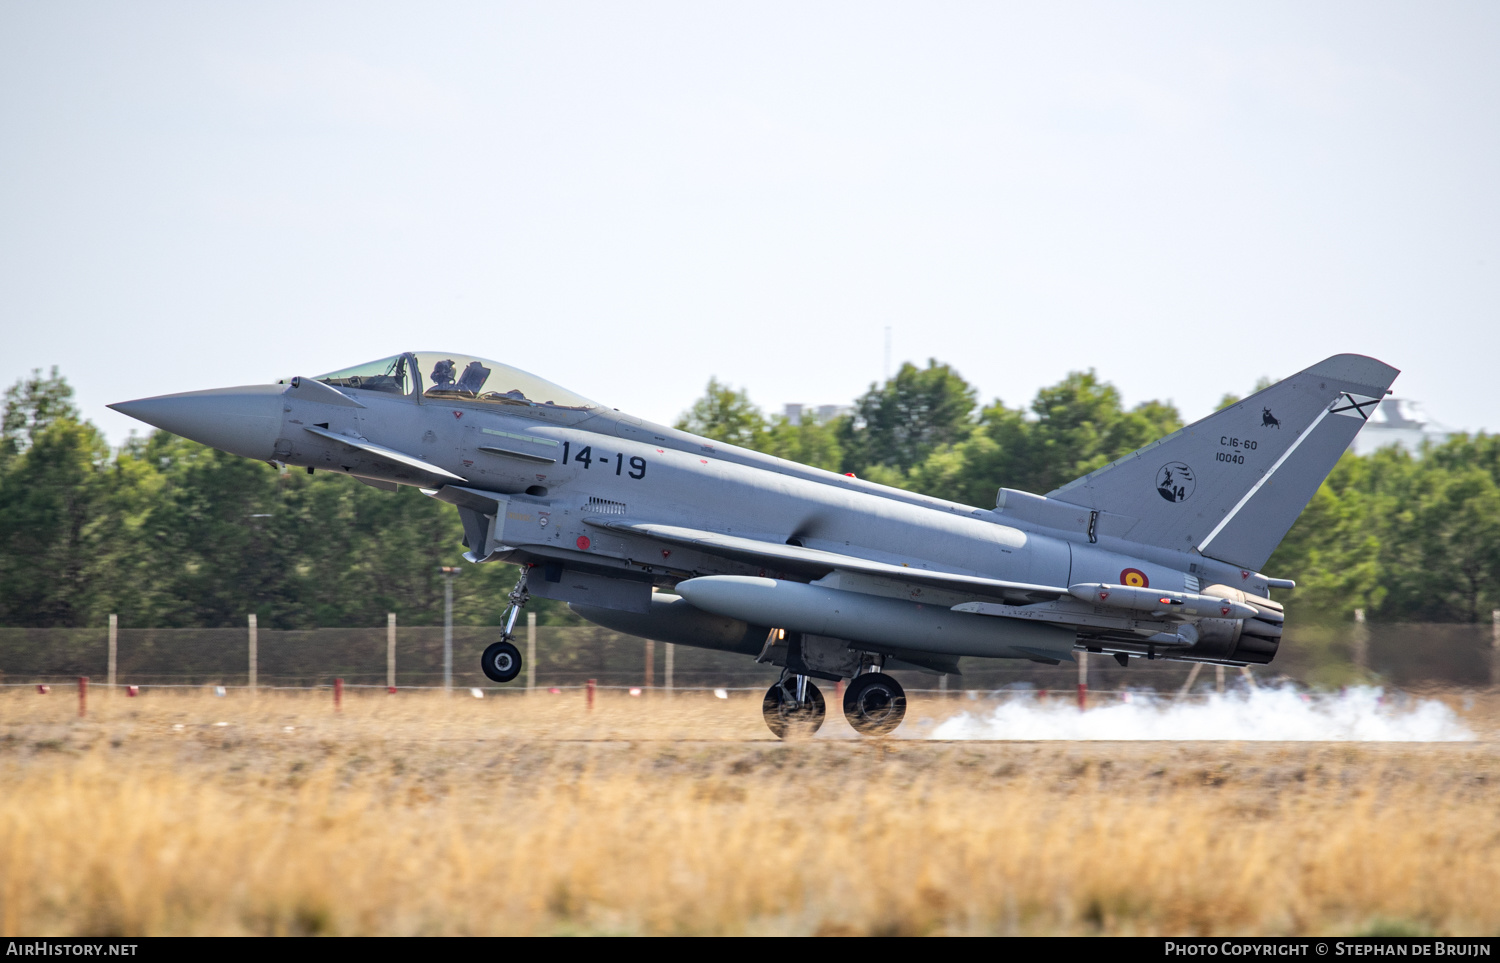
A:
[782,403,853,426]
[1349,398,1456,457]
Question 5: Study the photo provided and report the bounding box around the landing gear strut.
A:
[762,671,826,739]
[843,671,906,736]
[481,569,530,684]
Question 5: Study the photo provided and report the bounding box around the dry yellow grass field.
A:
[1,686,1498,936]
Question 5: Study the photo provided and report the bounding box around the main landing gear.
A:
[481,569,530,684]
[843,671,906,736]
[762,671,826,739]
[760,668,909,739]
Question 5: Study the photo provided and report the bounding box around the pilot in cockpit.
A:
[430,359,457,388]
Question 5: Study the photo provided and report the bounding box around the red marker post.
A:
[78,676,88,718]
[586,679,596,713]
[334,677,343,713]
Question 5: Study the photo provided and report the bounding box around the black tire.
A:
[481,640,523,684]
[843,672,906,736]
[761,678,826,739]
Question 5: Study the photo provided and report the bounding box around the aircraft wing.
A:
[582,518,1067,602]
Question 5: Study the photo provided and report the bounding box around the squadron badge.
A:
[1155,462,1195,503]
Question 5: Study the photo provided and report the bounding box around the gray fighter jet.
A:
[111,351,1397,737]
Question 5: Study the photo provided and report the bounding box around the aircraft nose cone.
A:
[109,385,285,460]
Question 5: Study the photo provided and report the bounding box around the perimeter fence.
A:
[0,619,1495,694]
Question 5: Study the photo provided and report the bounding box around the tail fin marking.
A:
[1194,403,1331,557]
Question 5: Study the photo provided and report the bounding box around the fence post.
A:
[1175,662,1203,701]
[664,642,674,698]
[1077,650,1088,710]
[387,613,397,692]
[441,567,458,694]
[644,639,655,691]
[78,676,88,718]
[107,614,117,693]
[1492,609,1499,689]
[248,613,258,697]
[526,612,536,694]
[1352,607,1368,673]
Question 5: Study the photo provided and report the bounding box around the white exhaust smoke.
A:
[927,686,1474,741]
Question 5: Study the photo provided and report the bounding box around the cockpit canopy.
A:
[313,353,598,411]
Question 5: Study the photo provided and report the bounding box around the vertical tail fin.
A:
[1048,354,1399,571]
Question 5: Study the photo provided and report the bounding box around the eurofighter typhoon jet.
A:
[111,351,1397,737]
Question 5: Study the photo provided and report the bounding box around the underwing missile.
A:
[1068,583,1259,620]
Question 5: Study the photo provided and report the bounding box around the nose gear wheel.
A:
[481,640,522,683]
[843,672,906,736]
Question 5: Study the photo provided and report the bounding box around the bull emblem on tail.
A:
[1262,407,1281,429]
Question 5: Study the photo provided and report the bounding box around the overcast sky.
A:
[2,1,1497,446]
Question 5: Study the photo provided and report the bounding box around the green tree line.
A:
[1,364,1496,629]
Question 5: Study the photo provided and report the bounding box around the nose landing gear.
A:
[481,569,530,684]
[843,671,906,736]
[761,672,826,739]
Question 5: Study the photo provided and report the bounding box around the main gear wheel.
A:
[842,672,906,736]
[761,677,826,739]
